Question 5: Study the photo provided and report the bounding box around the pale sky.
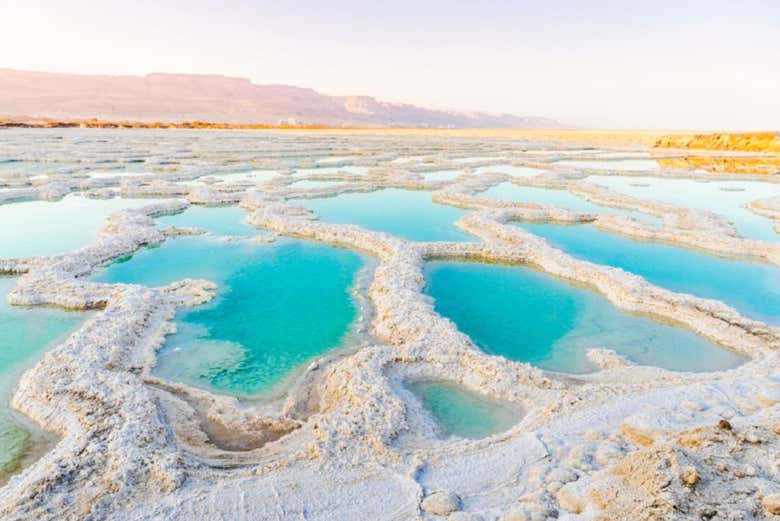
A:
[2,0,778,129]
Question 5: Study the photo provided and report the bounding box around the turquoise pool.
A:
[293,188,473,242]
[0,277,82,478]
[519,223,780,325]
[479,182,657,223]
[156,205,259,236]
[424,260,745,373]
[410,380,520,439]
[92,236,365,396]
[586,175,780,242]
[0,195,164,259]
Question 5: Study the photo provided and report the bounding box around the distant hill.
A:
[0,69,562,128]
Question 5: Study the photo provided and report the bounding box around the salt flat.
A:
[0,128,779,520]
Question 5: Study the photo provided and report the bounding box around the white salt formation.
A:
[0,129,779,520]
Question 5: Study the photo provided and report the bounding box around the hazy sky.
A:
[2,0,778,129]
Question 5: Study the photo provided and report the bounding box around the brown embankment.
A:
[654,132,780,153]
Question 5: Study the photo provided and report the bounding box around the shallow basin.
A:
[424,260,745,373]
[519,223,780,325]
[0,195,165,259]
[92,236,365,396]
[586,175,780,241]
[293,188,473,242]
[410,380,520,439]
[0,277,82,480]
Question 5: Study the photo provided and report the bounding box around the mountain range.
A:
[0,68,562,128]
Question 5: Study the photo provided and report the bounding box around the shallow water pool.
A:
[519,223,780,325]
[479,182,657,223]
[586,175,780,241]
[409,380,520,439]
[293,188,473,242]
[92,236,365,396]
[0,195,163,259]
[0,277,82,479]
[424,261,745,373]
[157,205,259,236]
[0,161,81,179]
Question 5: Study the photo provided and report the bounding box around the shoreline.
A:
[3,121,778,151]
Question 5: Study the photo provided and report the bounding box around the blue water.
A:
[0,277,82,477]
[409,380,520,439]
[0,195,166,259]
[479,182,657,223]
[519,223,780,325]
[156,205,259,236]
[293,189,473,242]
[0,161,81,178]
[586,175,780,242]
[92,236,364,396]
[424,261,745,373]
